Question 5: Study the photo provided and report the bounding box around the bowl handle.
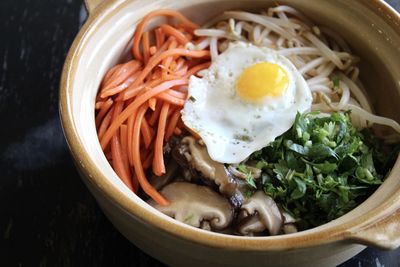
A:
[84,0,103,14]
[347,207,400,250]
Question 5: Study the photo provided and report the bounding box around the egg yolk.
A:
[236,62,289,102]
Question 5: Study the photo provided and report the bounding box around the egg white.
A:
[182,42,312,163]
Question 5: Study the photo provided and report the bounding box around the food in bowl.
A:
[94,5,400,236]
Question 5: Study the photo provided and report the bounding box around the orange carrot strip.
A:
[141,116,154,149]
[127,110,137,166]
[149,100,163,126]
[148,98,157,111]
[120,124,129,158]
[174,127,182,135]
[102,64,120,87]
[98,107,114,140]
[156,92,185,106]
[132,104,169,205]
[186,62,211,78]
[174,58,185,70]
[167,89,186,99]
[102,60,142,91]
[120,124,134,191]
[153,102,170,176]
[173,65,188,76]
[149,46,157,55]
[100,79,188,149]
[132,9,199,61]
[128,49,209,91]
[95,98,114,129]
[142,31,150,64]
[162,40,178,80]
[95,100,105,110]
[120,79,161,101]
[155,28,165,49]
[101,71,141,98]
[111,102,134,190]
[165,109,181,141]
[160,24,190,45]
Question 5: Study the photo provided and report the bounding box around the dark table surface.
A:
[1,0,400,266]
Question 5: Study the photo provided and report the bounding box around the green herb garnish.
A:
[238,164,257,189]
[188,96,196,102]
[332,77,340,88]
[248,111,394,229]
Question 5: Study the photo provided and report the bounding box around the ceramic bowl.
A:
[59,1,400,266]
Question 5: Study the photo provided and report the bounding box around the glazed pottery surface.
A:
[60,1,400,266]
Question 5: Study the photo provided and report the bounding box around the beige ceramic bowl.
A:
[60,0,400,266]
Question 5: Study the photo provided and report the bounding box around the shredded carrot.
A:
[101,71,141,98]
[98,107,114,140]
[111,102,134,190]
[160,24,190,45]
[95,10,210,205]
[126,111,137,166]
[95,98,113,129]
[100,79,188,149]
[174,127,182,135]
[165,109,181,141]
[141,116,154,149]
[153,102,170,176]
[102,60,141,92]
[132,9,199,61]
[142,31,150,64]
[148,98,157,111]
[186,62,211,78]
[156,92,186,106]
[132,104,169,205]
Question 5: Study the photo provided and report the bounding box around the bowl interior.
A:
[66,0,400,239]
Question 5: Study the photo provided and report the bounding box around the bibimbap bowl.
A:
[60,0,400,266]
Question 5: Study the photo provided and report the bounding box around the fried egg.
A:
[182,42,312,163]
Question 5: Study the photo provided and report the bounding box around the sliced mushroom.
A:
[239,191,283,235]
[178,136,237,195]
[281,211,298,234]
[282,211,297,224]
[237,214,265,236]
[147,182,233,230]
[283,224,298,234]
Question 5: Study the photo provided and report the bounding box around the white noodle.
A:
[337,81,351,109]
[299,57,327,75]
[337,73,372,112]
[307,76,330,86]
[223,11,295,40]
[268,5,313,26]
[347,104,400,134]
[310,85,332,94]
[304,32,346,70]
[210,37,218,61]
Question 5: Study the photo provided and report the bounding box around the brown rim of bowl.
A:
[60,0,400,251]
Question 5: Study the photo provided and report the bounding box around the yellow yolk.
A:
[236,62,289,102]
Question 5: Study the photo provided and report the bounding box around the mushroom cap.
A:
[181,137,237,195]
[237,215,265,236]
[240,191,283,235]
[147,182,234,230]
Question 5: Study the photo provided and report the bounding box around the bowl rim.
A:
[59,0,400,251]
